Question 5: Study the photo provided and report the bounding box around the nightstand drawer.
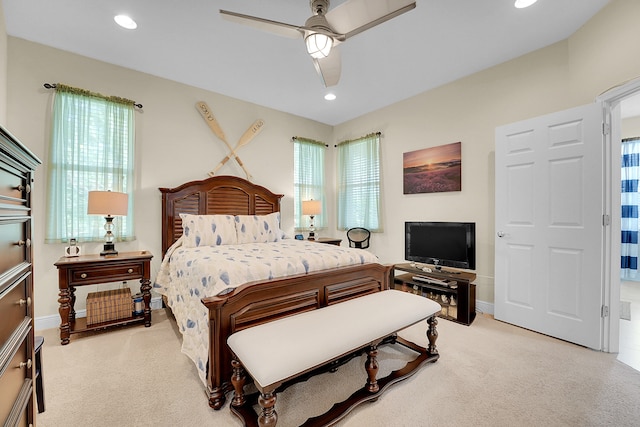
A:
[69,262,144,285]
[0,275,29,347]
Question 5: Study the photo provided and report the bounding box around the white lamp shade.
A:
[305,32,333,59]
[302,200,322,216]
[88,191,129,216]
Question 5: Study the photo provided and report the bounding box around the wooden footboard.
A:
[201,262,392,410]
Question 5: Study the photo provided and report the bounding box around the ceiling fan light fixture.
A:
[306,32,333,59]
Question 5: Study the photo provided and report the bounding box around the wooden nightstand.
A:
[314,237,342,246]
[54,251,153,344]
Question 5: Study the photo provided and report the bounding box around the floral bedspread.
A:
[154,237,379,385]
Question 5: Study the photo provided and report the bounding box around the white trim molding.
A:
[35,295,163,332]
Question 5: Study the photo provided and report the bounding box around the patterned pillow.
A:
[179,214,238,247]
[235,212,284,244]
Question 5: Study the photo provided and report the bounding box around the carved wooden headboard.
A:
[159,175,284,255]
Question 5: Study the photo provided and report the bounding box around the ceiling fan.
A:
[220,0,417,87]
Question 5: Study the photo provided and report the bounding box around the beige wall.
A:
[5,0,640,321]
[623,116,640,139]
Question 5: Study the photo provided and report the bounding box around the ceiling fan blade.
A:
[313,47,341,87]
[220,10,304,39]
[326,0,416,40]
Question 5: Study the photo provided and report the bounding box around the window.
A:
[337,133,382,231]
[293,137,326,232]
[45,85,135,243]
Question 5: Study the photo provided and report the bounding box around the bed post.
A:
[206,296,232,410]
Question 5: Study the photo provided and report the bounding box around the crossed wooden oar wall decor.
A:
[196,101,265,180]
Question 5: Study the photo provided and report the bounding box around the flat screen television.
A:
[405,221,476,271]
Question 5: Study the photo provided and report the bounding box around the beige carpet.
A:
[36,309,640,427]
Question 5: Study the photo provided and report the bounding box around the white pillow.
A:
[235,212,284,244]
[179,214,238,248]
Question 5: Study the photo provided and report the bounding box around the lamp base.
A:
[100,242,118,256]
[308,231,316,241]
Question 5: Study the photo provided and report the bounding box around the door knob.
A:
[497,231,506,238]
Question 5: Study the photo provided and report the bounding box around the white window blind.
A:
[337,133,382,231]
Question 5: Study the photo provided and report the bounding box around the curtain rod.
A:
[43,83,143,109]
[291,136,328,147]
[334,131,381,148]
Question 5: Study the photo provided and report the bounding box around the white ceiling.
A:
[4,0,613,125]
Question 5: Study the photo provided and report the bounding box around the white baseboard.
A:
[35,295,163,332]
[476,299,494,316]
[36,296,490,331]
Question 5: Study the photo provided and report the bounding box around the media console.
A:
[393,263,476,325]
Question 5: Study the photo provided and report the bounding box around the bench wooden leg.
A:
[427,315,438,355]
[365,344,379,393]
[230,358,246,407]
[258,392,278,427]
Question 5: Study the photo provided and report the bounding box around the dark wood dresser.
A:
[0,125,41,426]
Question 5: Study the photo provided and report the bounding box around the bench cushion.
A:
[227,289,441,389]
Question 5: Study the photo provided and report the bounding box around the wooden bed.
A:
[159,175,392,410]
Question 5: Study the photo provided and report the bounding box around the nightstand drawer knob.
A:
[128,268,134,273]
[18,359,32,369]
[80,273,87,279]
[18,297,32,307]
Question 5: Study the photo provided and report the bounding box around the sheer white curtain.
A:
[337,133,382,231]
[621,137,640,280]
[46,85,135,243]
[293,137,326,232]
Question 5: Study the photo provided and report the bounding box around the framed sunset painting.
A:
[403,142,462,194]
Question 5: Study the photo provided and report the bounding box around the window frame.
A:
[45,86,136,244]
[336,132,382,232]
[293,137,327,232]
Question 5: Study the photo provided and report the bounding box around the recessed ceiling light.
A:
[514,0,538,8]
[114,14,137,30]
[324,93,336,101]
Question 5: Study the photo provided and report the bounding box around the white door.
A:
[495,103,605,350]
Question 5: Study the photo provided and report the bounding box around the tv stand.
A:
[394,263,476,325]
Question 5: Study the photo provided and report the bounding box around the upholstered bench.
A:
[227,289,441,427]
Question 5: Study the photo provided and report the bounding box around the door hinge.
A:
[601,305,609,317]
[603,214,610,226]
[603,122,610,135]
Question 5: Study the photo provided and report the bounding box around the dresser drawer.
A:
[0,338,29,423]
[68,261,145,286]
[0,220,29,279]
[0,163,28,207]
[0,275,30,347]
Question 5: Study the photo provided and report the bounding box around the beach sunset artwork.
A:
[403,142,462,194]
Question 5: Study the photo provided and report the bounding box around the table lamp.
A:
[302,199,322,241]
[87,190,128,256]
